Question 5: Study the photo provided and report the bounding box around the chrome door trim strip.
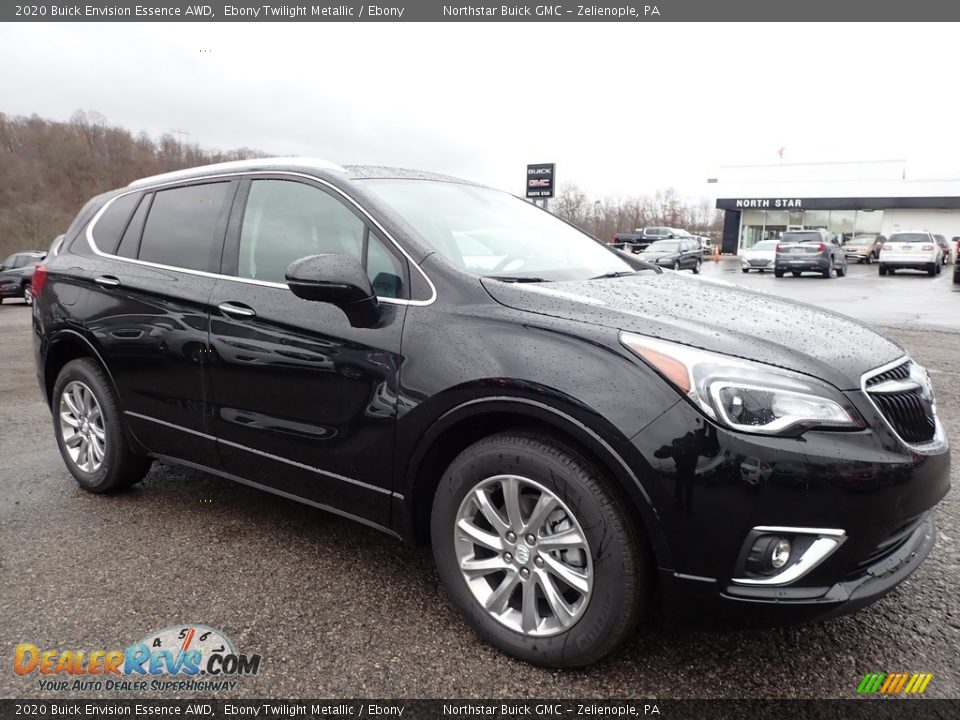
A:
[125,411,403,500]
[85,170,437,306]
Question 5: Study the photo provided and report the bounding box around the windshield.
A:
[781,232,822,243]
[750,240,779,251]
[889,233,930,243]
[359,180,632,281]
[646,240,680,252]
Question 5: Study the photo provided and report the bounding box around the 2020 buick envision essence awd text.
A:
[32,158,949,667]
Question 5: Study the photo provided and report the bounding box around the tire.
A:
[22,284,33,306]
[741,268,749,274]
[836,263,847,278]
[692,259,701,274]
[774,268,784,278]
[671,260,680,271]
[792,271,801,278]
[879,265,887,276]
[928,263,937,277]
[52,358,152,493]
[864,253,874,265]
[822,257,834,278]
[431,432,648,667]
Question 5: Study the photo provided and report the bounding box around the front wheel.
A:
[52,358,152,493]
[431,432,648,667]
[741,268,750,274]
[774,269,784,278]
[864,253,874,265]
[671,260,680,271]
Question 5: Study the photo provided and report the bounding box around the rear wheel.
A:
[22,284,33,306]
[52,358,152,493]
[836,262,847,278]
[431,432,648,667]
[692,258,702,274]
[774,269,784,278]
[928,263,937,277]
[822,257,834,278]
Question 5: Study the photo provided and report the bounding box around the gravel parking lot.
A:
[1,265,958,699]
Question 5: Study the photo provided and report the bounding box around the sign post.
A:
[526,163,555,211]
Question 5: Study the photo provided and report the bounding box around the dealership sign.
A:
[733,198,803,209]
[526,163,555,199]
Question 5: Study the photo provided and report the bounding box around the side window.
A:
[237,179,406,298]
[92,193,141,255]
[138,182,232,272]
[116,194,152,259]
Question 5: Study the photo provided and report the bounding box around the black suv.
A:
[33,159,949,667]
[774,229,848,278]
[1,250,46,305]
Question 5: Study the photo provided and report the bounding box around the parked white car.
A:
[879,231,945,276]
[740,239,779,273]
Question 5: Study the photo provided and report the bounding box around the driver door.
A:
[206,176,410,529]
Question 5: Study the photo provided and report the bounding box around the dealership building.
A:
[712,160,960,253]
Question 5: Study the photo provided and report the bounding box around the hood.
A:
[480,272,904,390]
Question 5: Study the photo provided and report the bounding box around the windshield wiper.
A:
[485,276,547,283]
[590,270,641,279]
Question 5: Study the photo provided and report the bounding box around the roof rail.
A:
[127,156,347,188]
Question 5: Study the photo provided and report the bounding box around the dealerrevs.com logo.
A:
[14,625,261,693]
[857,672,934,695]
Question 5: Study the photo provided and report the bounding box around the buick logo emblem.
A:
[515,545,530,564]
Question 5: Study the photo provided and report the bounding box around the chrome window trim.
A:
[860,356,945,452]
[732,526,846,587]
[85,170,437,307]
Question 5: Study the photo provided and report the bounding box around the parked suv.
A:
[933,235,951,265]
[32,159,949,667]
[774,229,848,278]
[0,250,46,305]
[879,231,944,276]
[843,234,885,264]
[637,237,703,272]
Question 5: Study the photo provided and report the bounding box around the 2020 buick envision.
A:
[32,159,950,667]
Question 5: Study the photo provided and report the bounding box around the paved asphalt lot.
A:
[1,260,958,699]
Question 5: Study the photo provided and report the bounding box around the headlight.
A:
[619,333,865,436]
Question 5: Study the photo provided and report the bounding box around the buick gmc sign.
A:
[526,163,556,199]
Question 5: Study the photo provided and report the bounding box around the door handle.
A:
[218,302,257,319]
[94,275,120,288]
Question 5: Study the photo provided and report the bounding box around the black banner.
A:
[4,1,960,22]
[1,700,959,720]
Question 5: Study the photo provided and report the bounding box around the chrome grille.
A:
[864,360,937,445]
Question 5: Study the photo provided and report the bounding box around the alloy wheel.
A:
[453,474,593,637]
[59,380,107,473]
[23,286,33,306]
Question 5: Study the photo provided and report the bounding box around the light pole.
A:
[594,200,601,238]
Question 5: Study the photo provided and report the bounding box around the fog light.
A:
[770,538,791,569]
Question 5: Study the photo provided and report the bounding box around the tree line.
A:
[549,182,724,242]
[0,110,263,259]
[0,110,721,261]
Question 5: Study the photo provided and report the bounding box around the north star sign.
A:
[734,198,803,208]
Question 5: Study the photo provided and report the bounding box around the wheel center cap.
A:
[515,544,530,564]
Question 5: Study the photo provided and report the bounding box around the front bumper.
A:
[741,258,772,269]
[627,392,950,625]
[660,513,936,625]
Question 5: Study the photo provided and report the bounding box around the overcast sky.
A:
[2,22,959,200]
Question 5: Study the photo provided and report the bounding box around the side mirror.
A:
[285,254,381,328]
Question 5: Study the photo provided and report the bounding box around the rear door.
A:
[206,175,409,529]
[84,179,238,467]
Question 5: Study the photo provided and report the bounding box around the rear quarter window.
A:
[91,192,142,255]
